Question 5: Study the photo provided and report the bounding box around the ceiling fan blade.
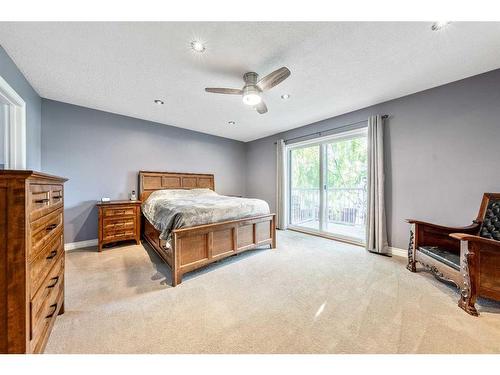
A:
[255,100,268,114]
[205,87,243,95]
[257,67,291,91]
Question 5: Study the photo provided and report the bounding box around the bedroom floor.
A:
[46,230,500,354]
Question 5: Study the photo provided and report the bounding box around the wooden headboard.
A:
[138,171,215,200]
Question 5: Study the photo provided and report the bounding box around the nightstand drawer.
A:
[103,206,136,218]
[103,229,136,242]
[103,217,136,232]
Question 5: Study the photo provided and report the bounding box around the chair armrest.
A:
[449,233,500,247]
[406,219,480,234]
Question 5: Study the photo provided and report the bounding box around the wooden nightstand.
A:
[97,200,142,251]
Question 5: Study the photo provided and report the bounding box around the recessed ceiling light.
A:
[228,121,236,125]
[191,40,206,53]
[154,99,164,105]
[281,94,290,100]
[431,21,451,31]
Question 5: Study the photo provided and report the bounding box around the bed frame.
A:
[138,171,276,286]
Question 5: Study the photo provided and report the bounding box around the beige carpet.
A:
[45,230,500,354]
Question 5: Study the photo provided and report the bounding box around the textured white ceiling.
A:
[1,22,500,142]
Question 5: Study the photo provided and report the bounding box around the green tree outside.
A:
[290,136,367,189]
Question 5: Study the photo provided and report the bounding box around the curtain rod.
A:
[274,114,389,145]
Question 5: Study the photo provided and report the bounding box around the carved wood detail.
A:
[419,260,460,289]
[407,226,416,272]
[458,240,479,316]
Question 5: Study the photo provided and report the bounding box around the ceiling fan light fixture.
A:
[228,121,236,125]
[281,94,290,100]
[204,67,290,114]
[242,85,262,106]
[243,93,261,106]
[154,99,164,105]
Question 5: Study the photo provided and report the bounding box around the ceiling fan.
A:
[205,67,291,114]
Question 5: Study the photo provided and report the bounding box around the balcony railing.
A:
[290,187,367,227]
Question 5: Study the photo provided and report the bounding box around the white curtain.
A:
[276,139,287,229]
[366,115,389,254]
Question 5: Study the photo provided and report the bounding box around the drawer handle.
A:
[46,249,58,260]
[47,276,60,288]
[35,198,50,203]
[45,223,58,231]
[45,303,58,319]
[52,196,62,200]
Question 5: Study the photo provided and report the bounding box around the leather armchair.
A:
[406,193,500,316]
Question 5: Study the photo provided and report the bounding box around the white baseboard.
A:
[64,238,408,257]
[64,239,98,251]
[390,246,407,258]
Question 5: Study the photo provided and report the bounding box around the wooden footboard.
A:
[142,214,276,286]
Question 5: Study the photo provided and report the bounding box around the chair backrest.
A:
[478,193,500,241]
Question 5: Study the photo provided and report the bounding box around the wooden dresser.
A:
[0,170,67,353]
[97,200,141,251]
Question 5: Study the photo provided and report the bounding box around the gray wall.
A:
[0,45,41,170]
[41,99,247,243]
[246,68,500,250]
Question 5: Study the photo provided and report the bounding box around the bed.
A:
[139,171,276,286]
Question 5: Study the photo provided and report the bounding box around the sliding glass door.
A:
[288,129,367,243]
[289,144,320,231]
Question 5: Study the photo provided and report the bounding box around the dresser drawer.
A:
[103,206,136,218]
[50,185,64,206]
[30,285,64,354]
[30,253,64,342]
[103,217,136,232]
[30,208,63,259]
[30,232,64,297]
[28,183,64,222]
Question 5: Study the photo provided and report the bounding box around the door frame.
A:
[286,127,367,245]
[0,74,26,170]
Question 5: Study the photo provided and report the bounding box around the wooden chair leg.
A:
[407,259,417,272]
[458,294,479,316]
[406,228,417,272]
[458,241,479,316]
